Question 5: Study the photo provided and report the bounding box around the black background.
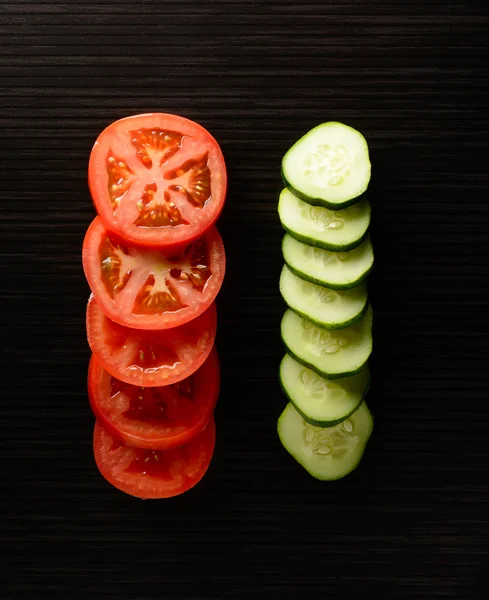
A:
[1,1,489,598]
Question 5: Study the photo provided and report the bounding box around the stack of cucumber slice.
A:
[277,122,374,481]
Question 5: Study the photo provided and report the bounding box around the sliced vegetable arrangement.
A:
[278,121,374,481]
[83,113,227,498]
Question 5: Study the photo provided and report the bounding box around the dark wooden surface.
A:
[1,1,489,598]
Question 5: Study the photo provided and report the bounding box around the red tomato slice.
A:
[88,347,220,450]
[86,295,217,387]
[82,217,225,330]
[93,417,216,499]
[88,113,227,248]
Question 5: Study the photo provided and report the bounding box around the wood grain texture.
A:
[1,0,489,598]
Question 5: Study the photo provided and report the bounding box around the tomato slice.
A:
[88,346,220,450]
[93,417,216,499]
[82,217,225,330]
[86,295,217,387]
[88,113,227,248]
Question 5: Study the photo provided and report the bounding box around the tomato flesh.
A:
[89,113,227,247]
[86,295,217,387]
[88,347,220,449]
[93,418,216,499]
[82,217,225,330]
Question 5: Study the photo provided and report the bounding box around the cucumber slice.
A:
[277,400,373,481]
[279,354,369,427]
[278,188,370,252]
[282,234,373,290]
[281,121,371,210]
[281,306,373,379]
[279,265,368,330]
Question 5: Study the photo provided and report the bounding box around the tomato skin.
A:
[88,347,220,450]
[88,113,227,249]
[82,216,225,330]
[93,417,216,499]
[86,295,217,387]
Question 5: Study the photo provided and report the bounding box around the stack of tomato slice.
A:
[82,113,227,499]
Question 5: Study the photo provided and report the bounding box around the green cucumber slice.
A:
[281,306,373,379]
[279,265,368,330]
[278,188,370,252]
[282,233,373,290]
[277,400,374,481]
[281,121,371,210]
[279,354,369,427]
